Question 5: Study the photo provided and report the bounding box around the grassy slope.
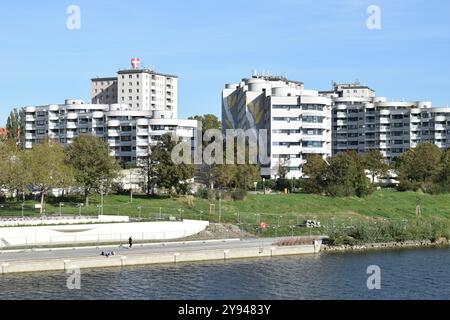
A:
[2,189,450,223]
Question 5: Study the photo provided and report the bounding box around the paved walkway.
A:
[0,237,287,263]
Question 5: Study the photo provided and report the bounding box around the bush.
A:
[231,189,247,201]
[195,187,209,199]
[275,178,291,192]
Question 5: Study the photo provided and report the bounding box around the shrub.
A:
[231,189,247,201]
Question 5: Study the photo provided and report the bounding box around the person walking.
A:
[128,236,133,249]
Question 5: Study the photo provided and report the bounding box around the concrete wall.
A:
[0,220,209,247]
[0,215,129,227]
[0,241,321,274]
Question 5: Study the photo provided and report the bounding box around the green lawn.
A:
[1,189,450,238]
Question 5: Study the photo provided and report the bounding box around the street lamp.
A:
[262,178,266,195]
[218,190,222,223]
[59,202,64,217]
[99,179,105,216]
[254,181,258,194]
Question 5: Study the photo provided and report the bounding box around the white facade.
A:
[92,60,178,116]
[24,100,197,165]
[321,82,449,161]
[24,60,194,166]
[222,75,332,178]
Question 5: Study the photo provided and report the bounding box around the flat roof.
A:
[91,77,118,81]
[117,69,178,78]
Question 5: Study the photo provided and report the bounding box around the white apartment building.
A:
[24,99,197,165]
[222,74,332,179]
[92,59,178,117]
[320,82,450,161]
[24,59,194,166]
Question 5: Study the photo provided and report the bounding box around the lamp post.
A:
[78,203,83,217]
[100,179,105,216]
[263,178,266,195]
[59,202,64,217]
[129,170,133,203]
[254,181,258,194]
[218,190,222,224]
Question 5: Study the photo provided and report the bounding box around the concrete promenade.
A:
[0,237,322,274]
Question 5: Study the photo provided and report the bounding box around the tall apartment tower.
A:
[92,58,178,118]
[223,74,332,178]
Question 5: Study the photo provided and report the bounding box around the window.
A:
[303,116,323,123]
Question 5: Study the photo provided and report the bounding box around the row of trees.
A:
[301,150,388,197]
[395,142,450,193]
[300,142,450,197]
[0,136,119,213]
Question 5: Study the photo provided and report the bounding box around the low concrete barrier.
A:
[0,215,130,227]
[0,220,209,247]
[0,242,320,274]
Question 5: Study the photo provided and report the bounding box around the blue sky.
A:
[1,0,449,125]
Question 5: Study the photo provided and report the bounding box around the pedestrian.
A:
[129,236,133,249]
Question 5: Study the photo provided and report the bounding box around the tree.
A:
[362,149,389,184]
[395,142,442,192]
[65,135,120,206]
[301,152,372,197]
[28,138,73,214]
[0,140,31,201]
[277,159,289,179]
[139,153,156,195]
[150,133,194,195]
[235,164,260,190]
[189,114,222,141]
[431,148,450,193]
[189,114,222,188]
[6,108,25,149]
[211,163,237,189]
[301,154,329,194]
[327,152,371,197]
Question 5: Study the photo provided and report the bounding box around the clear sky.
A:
[1,0,449,125]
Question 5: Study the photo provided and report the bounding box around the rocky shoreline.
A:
[322,238,449,252]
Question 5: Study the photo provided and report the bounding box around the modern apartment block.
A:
[24,59,196,166]
[320,82,450,161]
[224,75,450,177]
[91,58,178,117]
[24,100,196,165]
[222,74,332,178]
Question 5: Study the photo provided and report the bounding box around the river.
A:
[0,247,449,299]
